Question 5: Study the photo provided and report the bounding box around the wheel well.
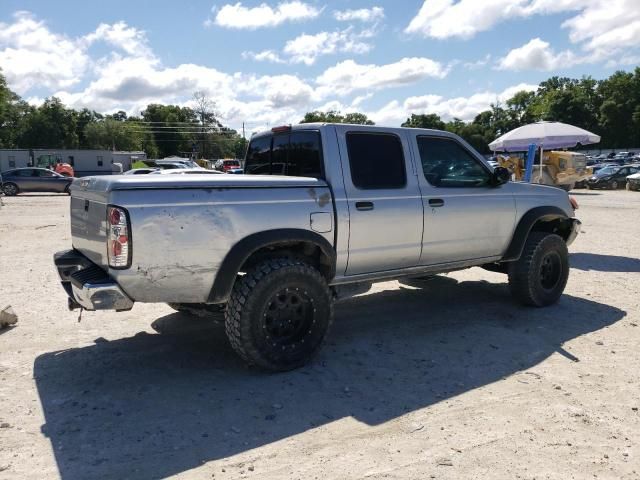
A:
[240,241,333,279]
[530,217,572,242]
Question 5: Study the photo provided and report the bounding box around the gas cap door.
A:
[310,212,332,233]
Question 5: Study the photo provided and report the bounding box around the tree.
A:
[16,97,79,148]
[300,110,375,125]
[0,70,31,148]
[401,113,445,130]
[141,104,198,158]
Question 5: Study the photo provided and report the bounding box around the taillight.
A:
[569,196,579,210]
[107,206,131,268]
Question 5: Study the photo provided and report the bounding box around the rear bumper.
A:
[54,250,134,311]
[566,218,581,247]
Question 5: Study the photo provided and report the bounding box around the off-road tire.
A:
[225,258,333,371]
[2,183,18,196]
[167,303,226,322]
[508,232,569,307]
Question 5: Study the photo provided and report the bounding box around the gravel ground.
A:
[0,190,639,480]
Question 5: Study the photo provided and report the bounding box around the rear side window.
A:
[346,132,406,189]
[16,169,33,177]
[417,136,491,188]
[245,131,323,178]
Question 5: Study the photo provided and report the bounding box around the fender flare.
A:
[207,229,336,304]
[502,206,569,262]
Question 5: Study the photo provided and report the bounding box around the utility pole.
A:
[242,122,245,140]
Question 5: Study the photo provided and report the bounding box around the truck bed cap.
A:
[71,174,327,193]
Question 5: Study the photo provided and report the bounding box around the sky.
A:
[0,0,638,133]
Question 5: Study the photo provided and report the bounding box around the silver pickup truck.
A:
[55,124,580,371]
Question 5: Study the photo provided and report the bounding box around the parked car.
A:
[215,159,241,172]
[54,124,580,371]
[155,159,202,169]
[1,168,73,196]
[586,165,640,189]
[124,168,159,175]
[627,171,640,191]
[150,169,223,175]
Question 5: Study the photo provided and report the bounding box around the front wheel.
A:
[225,258,333,371]
[508,233,569,307]
[2,183,18,196]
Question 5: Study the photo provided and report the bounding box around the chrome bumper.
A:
[54,250,134,311]
[566,218,581,247]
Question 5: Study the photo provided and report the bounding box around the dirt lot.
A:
[0,190,639,480]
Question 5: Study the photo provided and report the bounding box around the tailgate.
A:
[69,180,109,268]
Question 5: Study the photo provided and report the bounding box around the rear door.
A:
[15,169,38,190]
[410,133,515,265]
[335,126,423,275]
[33,169,66,192]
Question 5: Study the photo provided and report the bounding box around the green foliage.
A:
[402,67,640,152]
[300,110,375,125]
[402,113,446,130]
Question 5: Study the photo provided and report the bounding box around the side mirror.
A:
[492,166,511,186]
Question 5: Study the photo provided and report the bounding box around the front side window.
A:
[244,131,323,178]
[346,132,406,189]
[36,169,56,177]
[417,136,491,188]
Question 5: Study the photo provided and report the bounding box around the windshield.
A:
[597,166,618,176]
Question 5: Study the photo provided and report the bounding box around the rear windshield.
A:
[245,131,323,178]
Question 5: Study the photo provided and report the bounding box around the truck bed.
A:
[69,174,334,303]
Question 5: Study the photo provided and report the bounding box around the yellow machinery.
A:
[497,151,591,191]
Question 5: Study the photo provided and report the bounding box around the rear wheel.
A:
[2,183,18,196]
[508,233,569,307]
[610,180,619,189]
[225,258,333,371]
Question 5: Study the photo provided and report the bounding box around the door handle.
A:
[355,201,374,211]
[428,198,445,207]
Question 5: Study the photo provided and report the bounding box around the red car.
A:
[216,159,241,172]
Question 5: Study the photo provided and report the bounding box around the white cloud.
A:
[283,26,376,65]
[334,7,385,23]
[83,21,152,58]
[366,83,539,125]
[207,1,321,29]
[563,0,640,52]
[405,0,529,39]
[405,0,640,68]
[0,11,89,94]
[316,58,449,96]
[241,49,285,63]
[497,38,579,71]
[464,54,492,70]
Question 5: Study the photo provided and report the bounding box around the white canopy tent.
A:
[489,121,601,182]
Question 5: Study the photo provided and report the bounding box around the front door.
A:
[409,134,516,265]
[335,126,424,275]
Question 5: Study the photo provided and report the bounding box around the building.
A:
[0,149,147,176]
